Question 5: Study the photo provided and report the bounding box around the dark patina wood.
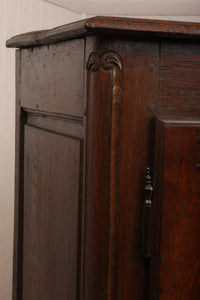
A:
[7,16,200,300]
[6,16,200,48]
[159,42,200,117]
[151,119,200,299]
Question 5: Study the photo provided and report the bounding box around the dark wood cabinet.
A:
[7,17,200,300]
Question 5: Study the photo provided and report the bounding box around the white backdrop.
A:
[1,1,200,299]
[44,0,200,15]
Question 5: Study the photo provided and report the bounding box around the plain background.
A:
[0,0,200,299]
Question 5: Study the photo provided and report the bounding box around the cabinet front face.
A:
[85,38,160,300]
[150,41,200,300]
[151,122,200,299]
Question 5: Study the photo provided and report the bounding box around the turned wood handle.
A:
[142,167,153,259]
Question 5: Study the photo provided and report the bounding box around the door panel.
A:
[152,119,200,299]
[23,125,82,300]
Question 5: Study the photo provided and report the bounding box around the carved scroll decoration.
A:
[87,51,122,72]
[87,51,123,300]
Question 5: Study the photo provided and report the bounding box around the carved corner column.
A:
[87,51,123,300]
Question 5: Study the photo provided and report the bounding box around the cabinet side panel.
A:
[152,119,200,299]
[23,125,81,300]
[21,39,84,117]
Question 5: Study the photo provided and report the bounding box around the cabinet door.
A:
[151,118,200,299]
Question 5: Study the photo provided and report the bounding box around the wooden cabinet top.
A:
[6,16,200,48]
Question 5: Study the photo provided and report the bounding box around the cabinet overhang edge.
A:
[6,17,200,48]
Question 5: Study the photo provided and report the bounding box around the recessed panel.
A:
[153,119,200,299]
[23,125,82,300]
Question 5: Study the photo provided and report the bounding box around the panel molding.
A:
[24,108,84,124]
[25,109,84,139]
[151,117,200,299]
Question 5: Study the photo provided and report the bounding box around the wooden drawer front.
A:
[20,39,84,117]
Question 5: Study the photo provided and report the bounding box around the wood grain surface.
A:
[21,39,84,117]
[84,50,112,300]
[6,16,200,48]
[151,119,200,299]
[23,125,82,300]
[159,42,200,117]
[26,110,84,139]
[115,39,159,300]
[11,17,200,300]
[86,50,123,300]
[84,36,159,300]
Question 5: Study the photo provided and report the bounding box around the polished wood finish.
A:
[7,16,200,300]
[87,49,123,300]
[159,42,200,117]
[114,40,158,300]
[152,119,200,299]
